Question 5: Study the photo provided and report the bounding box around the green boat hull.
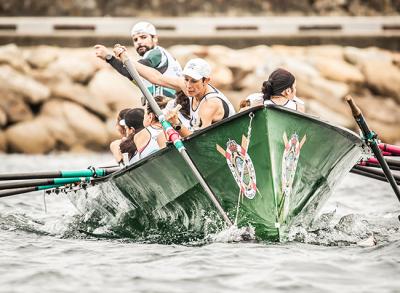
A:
[86,105,362,242]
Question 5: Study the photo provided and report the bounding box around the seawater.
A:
[0,153,399,293]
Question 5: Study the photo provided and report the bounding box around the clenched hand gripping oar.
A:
[345,95,400,205]
[117,49,233,227]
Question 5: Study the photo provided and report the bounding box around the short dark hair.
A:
[124,108,145,130]
[117,108,131,122]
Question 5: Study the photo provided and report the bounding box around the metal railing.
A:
[0,16,399,36]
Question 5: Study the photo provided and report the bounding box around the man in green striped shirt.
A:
[94,21,182,99]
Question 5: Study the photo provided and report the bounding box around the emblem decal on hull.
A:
[216,136,257,199]
[279,132,307,219]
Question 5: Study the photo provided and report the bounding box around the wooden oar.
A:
[0,184,64,198]
[351,168,390,184]
[0,167,119,181]
[379,143,400,156]
[0,170,115,198]
[345,95,400,204]
[351,165,400,184]
[117,48,233,227]
[359,157,400,171]
[0,177,92,190]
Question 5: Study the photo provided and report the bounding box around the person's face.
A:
[283,80,297,100]
[115,117,126,136]
[132,33,157,56]
[143,109,154,127]
[184,76,209,98]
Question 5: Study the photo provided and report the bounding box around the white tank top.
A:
[188,85,236,131]
[128,126,163,165]
[264,99,298,110]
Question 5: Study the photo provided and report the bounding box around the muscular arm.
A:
[94,44,133,80]
[114,46,184,92]
[107,56,133,80]
[131,59,184,92]
[198,99,221,128]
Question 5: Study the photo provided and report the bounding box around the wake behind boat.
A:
[68,104,362,242]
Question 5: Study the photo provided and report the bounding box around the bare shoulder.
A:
[202,97,222,108]
[134,129,150,146]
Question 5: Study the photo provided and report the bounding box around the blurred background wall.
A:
[1,0,399,16]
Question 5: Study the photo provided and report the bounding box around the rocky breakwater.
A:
[0,44,143,154]
[0,43,399,154]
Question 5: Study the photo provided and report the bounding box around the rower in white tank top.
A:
[245,93,304,112]
[264,98,298,110]
[189,84,236,131]
[129,126,163,165]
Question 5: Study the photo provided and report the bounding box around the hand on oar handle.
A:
[113,44,128,60]
[93,44,112,60]
[164,105,182,126]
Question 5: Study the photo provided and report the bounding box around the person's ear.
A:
[283,88,291,97]
[203,77,210,84]
[152,35,158,44]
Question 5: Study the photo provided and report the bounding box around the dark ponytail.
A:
[261,68,295,101]
[261,80,273,101]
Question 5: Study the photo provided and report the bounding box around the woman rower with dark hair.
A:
[110,108,145,165]
[110,108,131,164]
[240,68,305,113]
[128,95,170,165]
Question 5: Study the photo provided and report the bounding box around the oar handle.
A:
[345,95,361,117]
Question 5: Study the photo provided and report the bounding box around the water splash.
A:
[207,225,256,243]
[287,210,399,246]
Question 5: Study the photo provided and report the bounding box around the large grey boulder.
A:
[0,65,50,104]
[306,99,353,128]
[50,80,111,119]
[46,49,97,83]
[296,76,350,114]
[0,131,6,152]
[88,68,143,112]
[41,100,109,150]
[25,45,59,69]
[308,56,364,83]
[362,61,400,102]
[0,89,33,123]
[5,117,56,153]
[0,107,7,128]
[0,44,30,73]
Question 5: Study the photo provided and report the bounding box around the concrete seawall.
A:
[0,17,399,49]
